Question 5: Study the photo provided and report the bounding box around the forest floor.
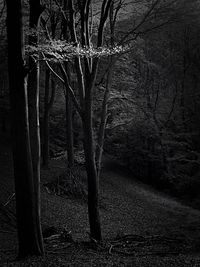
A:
[1,134,200,266]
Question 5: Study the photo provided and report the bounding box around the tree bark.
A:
[96,60,114,177]
[66,88,74,167]
[27,0,45,255]
[6,0,43,258]
[83,60,102,240]
[83,113,102,241]
[43,68,50,167]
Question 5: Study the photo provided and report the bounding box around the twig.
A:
[3,193,15,207]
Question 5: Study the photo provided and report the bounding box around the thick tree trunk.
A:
[6,0,43,258]
[83,125,102,241]
[83,88,102,240]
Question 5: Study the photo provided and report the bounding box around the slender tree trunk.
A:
[61,1,75,167]
[66,88,74,167]
[43,68,50,167]
[64,62,74,167]
[96,60,114,177]
[42,70,56,167]
[6,0,43,258]
[95,86,109,177]
[27,0,45,255]
[96,0,115,177]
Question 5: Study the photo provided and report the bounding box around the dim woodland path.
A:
[1,136,200,266]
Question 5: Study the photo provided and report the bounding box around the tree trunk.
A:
[96,59,114,177]
[27,0,45,255]
[61,2,75,167]
[64,61,74,167]
[43,68,50,167]
[66,88,74,167]
[83,82,102,240]
[6,0,43,258]
[83,123,102,241]
[43,71,55,167]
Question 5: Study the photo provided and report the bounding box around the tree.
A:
[6,0,44,258]
[36,0,115,241]
[63,0,116,241]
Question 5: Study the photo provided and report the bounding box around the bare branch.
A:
[119,0,160,45]
[59,63,83,117]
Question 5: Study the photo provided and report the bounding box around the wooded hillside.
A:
[1,0,200,265]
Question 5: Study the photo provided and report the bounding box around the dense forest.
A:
[1,0,200,266]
